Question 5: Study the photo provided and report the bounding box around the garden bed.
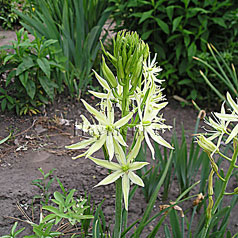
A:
[0,95,238,236]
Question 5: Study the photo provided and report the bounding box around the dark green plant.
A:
[32,168,56,205]
[0,0,30,29]
[16,0,111,98]
[42,190,94,226]
[110,0,238,102]
[24,220,62,238]
[0,28,64,115]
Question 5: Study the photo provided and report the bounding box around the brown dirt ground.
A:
[1,31,238,237]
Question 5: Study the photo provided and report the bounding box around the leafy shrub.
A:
[0,28,64,115]
[110,0,238,102]
[16,0,111,98]
[0,0,30,29]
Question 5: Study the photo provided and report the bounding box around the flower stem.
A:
[114,78,130,237]
[201,140,238,237]
[113,178,123,238]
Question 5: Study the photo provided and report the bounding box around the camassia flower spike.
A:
[66,99,133,161]
[89,140,149,210]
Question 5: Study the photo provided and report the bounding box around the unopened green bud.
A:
[208,170,214,196]
[234,187,238,194]
[197,135,218,154]
[117,56,125,86]
[102,56,118,88]
[122,46,127,67]
[131,56,143,86]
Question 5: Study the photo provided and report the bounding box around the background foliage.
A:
[0,28,64,115]
[0,0,30,29]
[110,0,238,104]
[16,0,111,98]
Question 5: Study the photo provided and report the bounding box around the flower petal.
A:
[72,152,87,160]
[114,112,133,127]
[85,134,107,157]
[107,99,114,124]
[207,132,220,141]
[113,131,127,147]
[144,130,156,160]
[93,69,110,91]
[114,140,127,165]
[227,91,238,115]
[106,133,114,161]
[128,171,144,187]
[122,173,130,211]
[147,127,173,149]
[127,134,144,162]
[88,90,108,99]
[129,162,149,171]
[135,94,143,121]
[89,157,121,170]
[81,99,109,125]
[95,170,123,187]
[215,113,238,121]
[226,123,238,144]
[65,138,96,150]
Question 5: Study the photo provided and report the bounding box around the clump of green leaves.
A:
[110,0,238,103]
[16,0,111,98]
[0,28,65,115]
[3,168,95,237]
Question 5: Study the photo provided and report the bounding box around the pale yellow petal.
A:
[65,138,96,150]
[226,124,238,144]
[147,127,173,149]
[106,133,114,161]
[129,162,149,171]
[127,134,144,162]
[227,91,238,115]
[128,171,144,187]
[93,69,110,91]
[81,99,109,125]
[89,157,121,170]
[114,139,127,165]
[144,130,155,160]
[85,134,107,157]
[95,170,123,187]
[114,112,133,127]
[122,173,130,211]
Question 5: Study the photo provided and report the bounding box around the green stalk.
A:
[212,141,238,213]
[114,77,130,237]
[181,216,184,238]
[113,178,123,238]
[201,140,238,237]
[187,205,197,238]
